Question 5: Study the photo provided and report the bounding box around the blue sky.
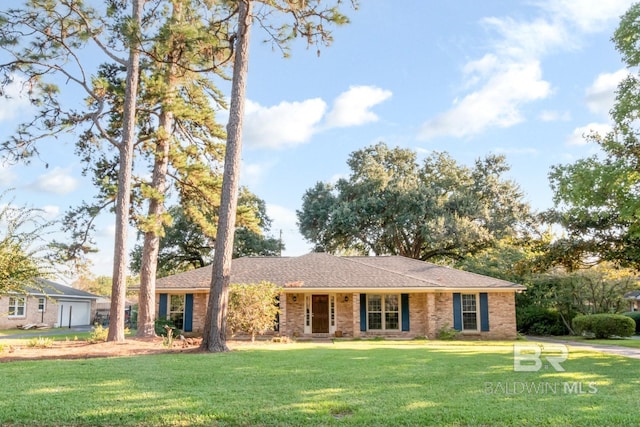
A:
[0,0,635,278]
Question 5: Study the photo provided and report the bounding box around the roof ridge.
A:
[341,255,445,288]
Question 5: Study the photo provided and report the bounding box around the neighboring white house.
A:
[0,279,99,329]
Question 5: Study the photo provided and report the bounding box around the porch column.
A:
[352,292,360,338]
[279,292,287,336]
[426,292,436,339]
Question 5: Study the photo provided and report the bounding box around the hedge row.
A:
[623,311,640,334]
[572,314,635,339]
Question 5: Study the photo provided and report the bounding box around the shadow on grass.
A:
[1,344,639,426]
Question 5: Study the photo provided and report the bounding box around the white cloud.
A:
[419,1,633,140]
[242,98,327,149]
[566,122,612,145]
[324,85,392,128]
[0,75,34,122]
[240,160,275,189]
[29,167,78,195]
[420,61,551,139]
[543,0,635,33]
[493,147,540,156]
[266,204,311,256]
[0,166,16,187]
[585,69,628,116]
[41,205,60,219]
[539,110,571,122]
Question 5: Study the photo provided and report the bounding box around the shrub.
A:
[623,311,640,334]
[155,319,181,337]
[572,314,635,339]
[436,323,459,340]
[27,336,54,348]
[517,306,569,336]
[87,324,109,343]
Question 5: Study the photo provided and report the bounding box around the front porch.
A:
[279,291,434,339]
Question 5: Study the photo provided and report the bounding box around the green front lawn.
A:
[0,340,638,426]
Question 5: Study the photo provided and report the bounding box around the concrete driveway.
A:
[527,336,640,359]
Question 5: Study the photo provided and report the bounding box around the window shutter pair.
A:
[452,292,489,332]
[158,293,193,333]
[359,293,410,332]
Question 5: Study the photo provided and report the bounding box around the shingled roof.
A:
[21,279,100,300]
[154,252,524,292]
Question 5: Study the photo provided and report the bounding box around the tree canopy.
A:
[545,2,640,270]
[297,142,533,263]
[0,191,56,294]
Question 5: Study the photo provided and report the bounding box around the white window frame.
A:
[168,294,185,329]
[38,297,46,312]
[461,293,479,331]
[366,294,400,331]
[8,296,26,318]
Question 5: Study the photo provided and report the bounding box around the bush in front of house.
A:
[155,319,181,337]
[572,314,635,339]
[623,312,640,334]
[517,306,569,336]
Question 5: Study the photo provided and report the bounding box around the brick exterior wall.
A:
[162,290,519,340]
[483,291,518,339]
[0,296,96,329]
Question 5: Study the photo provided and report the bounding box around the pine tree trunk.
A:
[107,0,143,342]
[136,109,172,337]
[201,0,252,353]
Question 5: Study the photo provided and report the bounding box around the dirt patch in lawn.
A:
[0,337,203,363]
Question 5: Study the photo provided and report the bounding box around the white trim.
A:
[8,296,26,318]
[38,297,46,312]
[460,293,480,332]
[365,293,401,331]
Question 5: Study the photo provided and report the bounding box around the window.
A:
[38,297,46,312]
[461,294,478,331]
[367,294,400,330]
[305,295,311,327]
[330,295,335,327]
[169,294,185,330]
[8,297,26,317]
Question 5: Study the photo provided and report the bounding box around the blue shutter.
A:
[453,293,462,331]
[184,294,193,332]
[360,294,367,332]
[401,294,410,331]
[480,292,490,332]
[159,293,168,319]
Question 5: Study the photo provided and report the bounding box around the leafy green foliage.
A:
[623,311,640,334]
[544,3,640,270]
[297,143,532,263]
[87,324,109,343]
[516,306,568,336]
[129,204,283,277]
[227,282,281,342]
[155,318,180,337]
[572,314,635,339]
[0,191,57,293]
[26,336,54,348]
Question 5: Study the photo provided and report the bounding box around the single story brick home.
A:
[154,252,524,339]
[0,279,99,329]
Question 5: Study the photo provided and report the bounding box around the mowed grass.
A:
[1,340,639,426]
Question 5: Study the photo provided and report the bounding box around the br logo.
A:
[513,343,568,372]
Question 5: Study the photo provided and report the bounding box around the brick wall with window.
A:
[0,296,59,329]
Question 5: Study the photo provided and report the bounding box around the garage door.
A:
[57,300,91,327]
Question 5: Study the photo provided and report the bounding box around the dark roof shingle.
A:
[155,253,524,291]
